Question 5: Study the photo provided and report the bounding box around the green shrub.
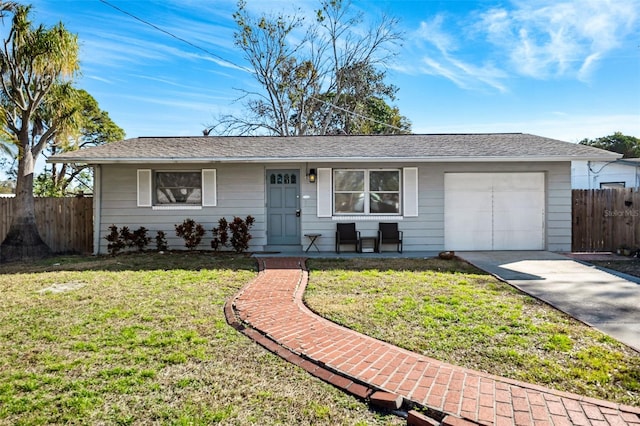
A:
[131,227,151,251]
[211,218,229,251]
[229,215,255,253]
[175,218,205,250]
[105,225,126,256]
[155,230,168,251]
[211,216,254,253]
[105,225,152,255]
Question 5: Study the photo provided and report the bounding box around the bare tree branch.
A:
[211,0,409,137]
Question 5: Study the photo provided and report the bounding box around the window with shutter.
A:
[333,169,401,215]
[315,167,418,217]
[136,168,217,208]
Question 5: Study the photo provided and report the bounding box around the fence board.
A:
[2,191,637,255]
[0,197,93,254]
[572,188,640,252]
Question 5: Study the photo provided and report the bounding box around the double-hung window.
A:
[137,169,216,208]
[333,169,401,215]
[155,171,202,205]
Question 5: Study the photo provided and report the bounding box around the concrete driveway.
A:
[458,251,640,352]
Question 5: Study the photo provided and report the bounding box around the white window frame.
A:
[137,168,216,209]
[333,168,402,216]
[600,181,625,189]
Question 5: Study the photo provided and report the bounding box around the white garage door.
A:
[444,173,545,250]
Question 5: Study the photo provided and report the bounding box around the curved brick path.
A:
[225,257,640,425]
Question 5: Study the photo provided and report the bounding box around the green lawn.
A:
[0,253,403,426]
[1,253,638,425]
[304,258,640,407]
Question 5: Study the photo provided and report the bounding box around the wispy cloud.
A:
[408,0,639,91]
[409,14,509,92]
[479,0,638,81]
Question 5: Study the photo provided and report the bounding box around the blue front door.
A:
[267,170,300,245]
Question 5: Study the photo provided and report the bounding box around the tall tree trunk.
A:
[0,150,51,262]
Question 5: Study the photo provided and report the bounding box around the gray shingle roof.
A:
[49,133,621,164]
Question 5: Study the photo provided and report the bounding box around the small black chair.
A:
[378,222,403,253]
[335,223,361,253]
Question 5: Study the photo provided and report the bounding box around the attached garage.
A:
[444,172,545,250]
[51,133,622,254]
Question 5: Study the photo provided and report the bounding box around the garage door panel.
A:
[446,173,493,190]
[493,212,543,232]
[493,173,544,190]
[445,173,492,250]
[447,229,493,251]
[451,212,494,229]
[448,192,492,212]
[494,231,544,250]
[494,192,543,210]
[445,172,545,251]
[494,202,544,227]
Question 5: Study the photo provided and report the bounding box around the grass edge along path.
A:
[231,256,639,425]
[0,253,404,426]
[303,257,640,408]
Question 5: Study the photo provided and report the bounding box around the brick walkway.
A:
[225,257,640,426]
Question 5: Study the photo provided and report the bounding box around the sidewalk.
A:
[226,257,640,425]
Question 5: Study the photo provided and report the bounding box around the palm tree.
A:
[0,4,81,261]
[0,1,17,160]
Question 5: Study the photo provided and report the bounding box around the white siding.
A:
[296,161,571,252]
[98,164,267,254]
[546,163,572,252]
[97,160,573,253]
[572,161,640,189]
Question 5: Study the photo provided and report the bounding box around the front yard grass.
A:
[304,258,640,407]
[0,253,403,426]
[2,253,638,425]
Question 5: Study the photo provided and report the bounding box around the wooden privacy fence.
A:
[2,192,638,255]
[0,197,93,254]
[572,188,640,252]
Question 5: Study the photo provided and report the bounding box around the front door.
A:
[267,170,300,245]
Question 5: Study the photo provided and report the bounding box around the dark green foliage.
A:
[105,225,151,255]
[175,218,205,250]
[211,217,229,251]
[131,227,151,251]
[229,215,255,253]
[155,231,168,252]
[105,225,125,256]
[211,216,254,253]
[119,226,134,248]
[579,132,640,158]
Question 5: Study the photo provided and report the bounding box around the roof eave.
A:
[615,158,640,166]
[48,154,622,164]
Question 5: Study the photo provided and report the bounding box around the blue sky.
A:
[24,0,640,143]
